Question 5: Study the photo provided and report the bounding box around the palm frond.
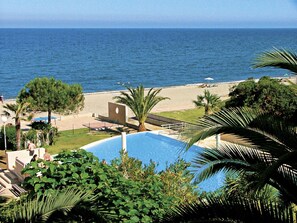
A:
[7,188,99,223]
[186,107,297,204]
[163,196,296,223]
[253,48,297,74]
[191,143,270,183]
[187,108,296,158]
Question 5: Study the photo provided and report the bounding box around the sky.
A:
[1,0,297,28]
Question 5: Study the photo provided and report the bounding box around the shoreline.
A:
[1,76,295,130]
[4,75,294,101]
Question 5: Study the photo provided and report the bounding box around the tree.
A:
[113,85,169,131]
[254,48,297,75]
[3,102,33,150]
[193,90,221,115]
[187,107,297,205]
[18,77,84,124]
[226,76,297,122]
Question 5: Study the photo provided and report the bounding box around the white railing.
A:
[161,122,187,131]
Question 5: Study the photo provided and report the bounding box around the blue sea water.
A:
[1,28,297,99]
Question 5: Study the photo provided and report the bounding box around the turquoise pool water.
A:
[84,132,224,192]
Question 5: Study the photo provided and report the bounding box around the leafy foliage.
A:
[226,76,297,122]
[112,152,199,205]
[187,107,297,205]
[22,149,195,222]
[114,85,169,131]
[30,122,50,130]
[0,125,17,151]
[222,173,279,202]
[24,122,58,146]
[18,77,84,124]
[193,90,221,115]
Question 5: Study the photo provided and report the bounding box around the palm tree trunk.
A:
[205,106,210,115]
[138,122,146,132]
[15,118,21,150]
[48,109,52,124]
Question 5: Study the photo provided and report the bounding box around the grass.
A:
[45,128,118,154]
[154,108,205,124]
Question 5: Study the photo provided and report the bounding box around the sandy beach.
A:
[0,77,294,131]
[0,81,231,130]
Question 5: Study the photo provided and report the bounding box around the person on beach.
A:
[43,149,53,161]
[0,95,3,103]
[27,140,36,155]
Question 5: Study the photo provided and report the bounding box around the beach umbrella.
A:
[204,77,214,81]
[204,77,214,87]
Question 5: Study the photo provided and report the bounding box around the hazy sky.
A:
[1,0,297,28]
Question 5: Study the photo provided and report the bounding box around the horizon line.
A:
[1,27,297,29]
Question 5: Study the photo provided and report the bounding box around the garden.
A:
[1,49,297,222]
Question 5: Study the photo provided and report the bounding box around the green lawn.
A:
[154,108,205,124]
[45,128,118,154]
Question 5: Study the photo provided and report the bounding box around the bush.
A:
[27,122,58,146]
[226,76,297,122]
[22,129,38,148]
[31,121,50,130]
[22,150,198,222]
[0,125,17,151]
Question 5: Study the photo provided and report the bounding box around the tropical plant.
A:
[1,187,107,223]
[18,77,84,124]
[226,76,297,123]
[193,90,221,115]
[162,195,296,223]
[187,107,297,205]
[254,48,297,75]
[3,102,33,150]
[113,85,169,131]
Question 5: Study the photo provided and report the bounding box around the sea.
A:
[1,28,297,99]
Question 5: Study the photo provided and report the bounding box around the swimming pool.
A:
[83,131,224,192]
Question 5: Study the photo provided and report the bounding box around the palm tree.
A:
[113,85,169,131]
[187,107,297,205]
[3,102,33,150]
[3,188,107,223]
[193,90,221,115]
[254,48,297,74]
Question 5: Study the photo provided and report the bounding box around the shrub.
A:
[31,121,50,130]
[0,125,17,151]
[226,76,297,123]
[28,122,58,146]
[21,150,182,222]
